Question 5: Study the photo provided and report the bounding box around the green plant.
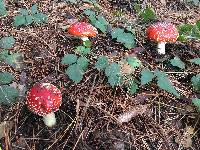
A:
[95,55,141,94]
[141,69,180,97]
[192,98,200,110]
[0,36,15,49]
[75,46,91,55]
[170,56,185,69]
[0,72,19,105]
[0,50,24,70]
[191,74,200,92]
[178,21,200,42]
[61,54,89,83]
[0,0,7,16]
[111,28,135,49]
[139,7,156,23]
[13,4,48,27]
[84,9,108,33]
[190,58,200,65]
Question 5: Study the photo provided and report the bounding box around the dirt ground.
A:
[0,0,200,150]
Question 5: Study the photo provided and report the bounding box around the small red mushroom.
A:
[146,22,179,54]
[68,22,98,41]
[26,83,62,127]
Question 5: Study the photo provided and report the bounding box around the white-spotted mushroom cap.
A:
[146,22,179,42]
[26,83,62,116]
[68,22,98,37]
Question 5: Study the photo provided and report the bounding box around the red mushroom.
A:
[146,22,179,54]
[26,83,62,127]
[68,22,98,41]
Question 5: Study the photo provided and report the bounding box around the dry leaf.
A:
[0,121,14,139]
[117,105,148,123]
[175,126,194,148]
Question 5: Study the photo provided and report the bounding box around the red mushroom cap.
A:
[146,22,179,42]
[26,83,62,116]
[68,22,98,37]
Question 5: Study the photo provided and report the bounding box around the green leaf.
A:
[170,56,185,69]
[192,98,200,111]
[33,13,48,23]
[66,64,83,83]
[20,8,29,16]
[141,69,155,85]
[0,36,15,49]
[0,0,7,16]
[107,75,121,87]
[178,24,194,35]
[191,74,200,92]
[105,62,120,77]
[25,15,34,25]
[0,85,19,105]
[139,7,156,23]
[157,75,180,97]
[95,56,109,71]
[75,46,91,55]
[14,15,26,27]
[95,20,107,33]
[61,54,77,65]
[0,72,14,85]
[126,56,141,68]
[127,80,138,95]
[196,20,200,30]
[65,0,78,4]
[31,4,38,14]
[0,51,24,70]
[83,40,92,48]
[77,57,89,72]
[111,28,124,39]
[190,58,200,65]
[116,32,135,49]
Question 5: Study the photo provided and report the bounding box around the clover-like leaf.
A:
[105,62,120,77]
[0,72,14,85]
[126,56,141,68]
[20,8,29,16]
[111,28,124,39]
[191,74,200,92]
[0,36,15,49]
[157,75,180,97]
[66,64,83,83]
[33,13,48,23]
[141,69,155,85]
[31,4,38,14]
[95,56,109,71]
[107,75,121,87]
[75,46,91,55]
[0,0,7,16]
[0,50,24,70]
[190,58,200,65]
[25,15,34,25]
[139,7,156,23]
[192,98,200,111]
[170,56,185,69]
[77,57,89,72]
[61,54,77,65]
[0,85,19,105]
[14,15,26,27]
[127,80,139,95]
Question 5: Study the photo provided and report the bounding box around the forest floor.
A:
[0,0,200,150]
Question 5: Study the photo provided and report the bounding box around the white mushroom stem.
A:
[81,37,89,41]
[157,42,166,54]
[43,112,56,127]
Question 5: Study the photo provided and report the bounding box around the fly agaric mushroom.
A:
[146,22,179,54]
[26,83,62,127]
[68,22,98,41]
